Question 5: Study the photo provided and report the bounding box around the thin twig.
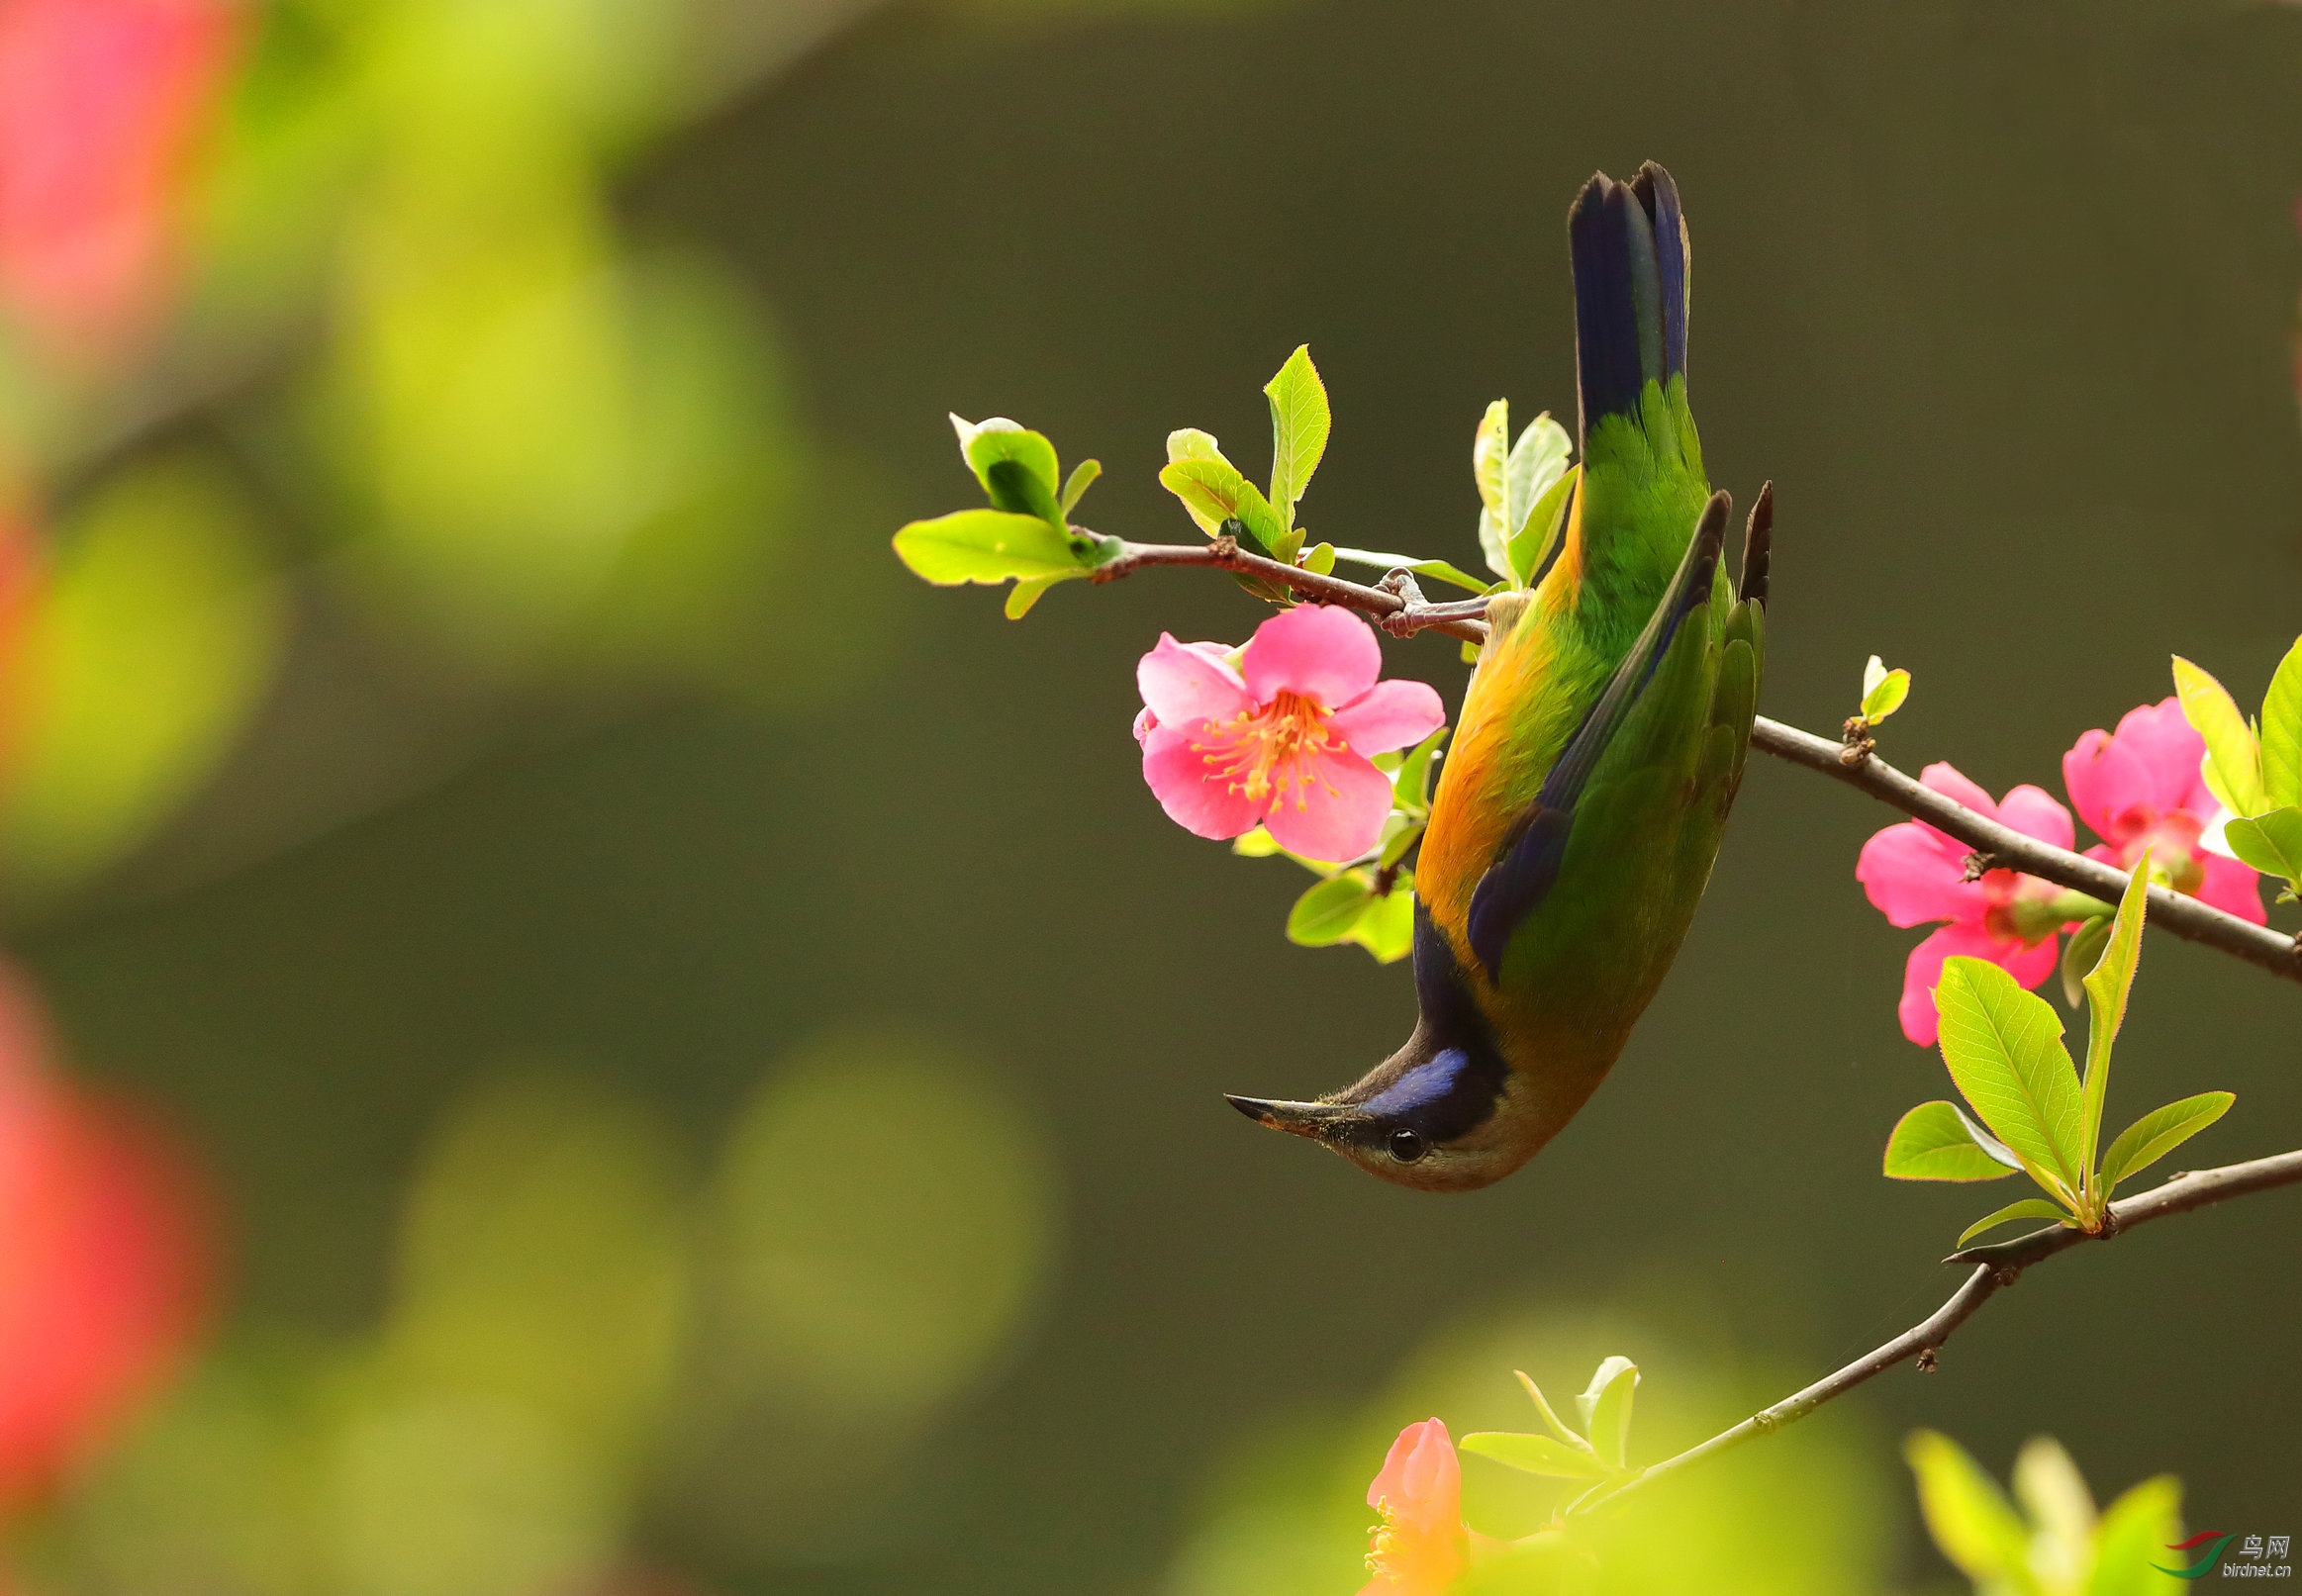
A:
[1088,534,1492,643]
[1085,531,2302,983]
[1595,1147,2302,1511]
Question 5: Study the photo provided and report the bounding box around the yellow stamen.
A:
[1190,690,1345,807]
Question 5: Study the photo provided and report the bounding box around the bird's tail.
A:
[1568,162,1689,451]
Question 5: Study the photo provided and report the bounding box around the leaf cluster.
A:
[890,418,1120,616]
[1460,1356,1643,1515]
[2171,639,2302,899]
[1882,851,2235,1245]
[1906,1431,2184,1596]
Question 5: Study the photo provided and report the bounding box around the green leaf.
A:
[2098,1090,2234,1192]
[2011,1438,2096,1586]
[1905,1431,2037,1587]
[1392,726,1449,814]
[1058,458,1102,515]
[1957,1198,2070,1247]
[1459,1431,1607,1480]
[1158,458,1286,553]
[1004,569,1084,618]
[1860,655,1911,721]
[1377,817,1424,872]
[1577,1357,1638,1469]
[1472,400,1512,580]
[951,416,1061,520]
[893,509,1089,586]
[1231,827,1281,858]
[0,456,286,898]
[2255,630,2302,810]
[2086,1474,2185,1596]
[1503,414,1572,548]
[1345,878,1414,963]
[1505,464,1579,589]
[2222,805,2302,888]
[2060,916,2111,1008]
[1287,872,1375,946]
[1264,345,1330,532]
[2172,655,2266,816]
[2259,635,2302,808]
[1329,547,1493,594]
[1300,541,1336,575]
[2079,850,2152,1199]
[1934,957,2087,1201]
[1883,1101,2022,1181]
[1512,1370,1593,1453]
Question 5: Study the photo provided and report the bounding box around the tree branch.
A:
[1084,531,2302,984]
[1593,1147,2302,1512]
[1089,535,1493,643]
[1749,717,2302,984]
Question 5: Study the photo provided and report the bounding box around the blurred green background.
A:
[5,0,2300,1591]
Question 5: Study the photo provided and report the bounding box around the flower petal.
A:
[1241,604,1381,708]
[1918,762,1999,818]
[2113,697,2212,813]
[2062,727,2149,844]
[1994,784,2075,852]
[1328,680,1446,756]
[1140,723,1258,839]
[1262,747,1393,863]
[1137,634,1248,729]
[2192,853,2267,925]
[1997,928,2062,991]
[1897,922,2004,1046]
[1367,1419,1459,1521]
[1857,820,1982,928]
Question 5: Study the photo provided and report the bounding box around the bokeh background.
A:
[0,0,2298,1591]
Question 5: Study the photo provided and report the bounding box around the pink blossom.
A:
[0,0,241,363]
[0,965,213,1510]
[1856,765,2078,1046]
[2062,697,2263,925]
[1135,606,1444,863]
[1359,1418,1467,1596]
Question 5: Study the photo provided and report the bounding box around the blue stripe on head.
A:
[1361,1049,1472,1118]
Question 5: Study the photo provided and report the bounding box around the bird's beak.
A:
[1224,1094,1348,1141]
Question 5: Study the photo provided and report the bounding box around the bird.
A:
[1226,163,1770,1191]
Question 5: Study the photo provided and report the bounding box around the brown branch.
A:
[1086,531,2302,985]
[1595,1146,2302,1511]
[1088,534,1493,644]
[1749,717,2302,985]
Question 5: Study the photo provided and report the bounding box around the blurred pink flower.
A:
[2062,697,2264,925]
[0,0,240,362]
[0,965,213,1510]
[1360,1418,1467,1596]
[1134,605,1444,863]
[1857,765,2078,1046]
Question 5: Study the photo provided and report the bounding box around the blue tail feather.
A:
[1569,162,1690,448]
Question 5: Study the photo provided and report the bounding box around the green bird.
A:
[1228,163,1770,1191]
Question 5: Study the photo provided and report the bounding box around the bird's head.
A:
[1226,1032,1524,1192]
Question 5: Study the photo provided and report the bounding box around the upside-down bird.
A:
[1228,163,1771,1191]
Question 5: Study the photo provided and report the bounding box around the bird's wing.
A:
[1464,492,1732,979]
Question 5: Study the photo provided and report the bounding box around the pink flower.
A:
[0,965,213,1511]
[0,0,241,363]
[1360,1418,1467,1596]
[2062,697,2264,925]
[1135,606,1445,863]
[1857,765,2079,1046]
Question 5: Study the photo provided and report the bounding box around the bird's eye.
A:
[1388,1128,1427,1164]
